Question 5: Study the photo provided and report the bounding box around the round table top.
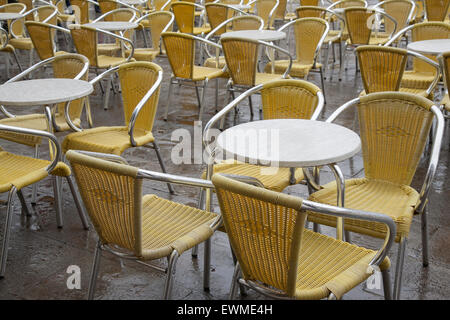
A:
[220,30,286,42]
[229,4,251,10]
[407,39,450,56]
[0,13,23,21]
[84,21,138,31]
[120,0,145,4]
[216,119,361,167]
[0,79,93,106]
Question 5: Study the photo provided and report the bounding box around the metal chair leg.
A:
[31,144,39,204]
[203,238,211,291]
[192,188,206,258]
[164,250,179,300]
[164,78,174,121]
[229,262,240,300]
[320,66,326,104]
[103,74,113,110]
[393,237,407,300]
[152,141,175,194]
[0,187,17,278]
[198,78,209,121]
[87,240,102,300]
[52,176,63,228]
[215,78,219,113]
[339,42,346,81]
[66,176,90,230]
[381,269,392,300]
[17,189,31,217]
[421,206,429,267]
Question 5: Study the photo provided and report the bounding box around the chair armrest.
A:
[96,27,135,60]
[93,8,137,22]
[219,173,265,188]
[408,50,440,96]
[89,66,120,86]
[69,150,130,164]
[384,24,412,47]
[259,39,293,78]
[0,27,8,50]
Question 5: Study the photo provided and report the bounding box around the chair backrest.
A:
[252,0,279,29]
[98,0,119,18]
[329,0,367,8]
[357,92,434,185]
[409,22,450,73]
[356,45,408,93]
[300,0,319,5]
[26,21,58,60]
[205,3,235,35]
[273,0,287,20]
[260,79,322,119]
[344,7,375,45]
[291,17,328,65]
[439,51,450,96]
[171,1,198,33]
[231,15,264,30]
[17,0,33,20]
[36,5,58,25]
[424,0,450,21]
[51,53,90,125]
[118,61,162,133]
[71,0,90,24]
[153,0,171,10]
[70,25,99,67]
[162,31,195,79]
[212,173,306,297]
[221,37,260,86]
[377,0,414,35]
[146,11,174,50]
[1,3,26,36]
[102,8,136,22]
[296,5,328,18]
[66,150,143,255]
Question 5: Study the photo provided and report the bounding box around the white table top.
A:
[120,0,145,4]
[84,21,138,31]
[221,30,286,42]
[407,39,450,56]
[229,4,251,10]
[0,13,23,21]
[0,79,93,106]
[216,119,361,167]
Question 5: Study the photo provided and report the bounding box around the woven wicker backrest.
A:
[37,5,58,25]
[356,45,408,93]
[205,3,232,35]
[424,0,450,21]
[118,62,162,133]
[71,0,90,24]
[344,7,373,45]
[255,0,278,28]
[212,174,306,297]
[410,22,450,74]
[26,21,55,60]
[358,92,434,185]
[382,0,413,34]
[66,150,142,254]
[293,17,327,64]
[153,0,168,10]
[17,0,32,20]
[273,0,287,19]
[172,2,195,33]
[51,54,89,124]
[261,79,321,119]
[221,37,259,86]
[70,25,99,67]
[231,15,264,30]
[300,0,320,5]
[162,32,195,79]
[296,6,327,18]
[4,4,26,37]
[98,0,119,19]
[148,11,173,50]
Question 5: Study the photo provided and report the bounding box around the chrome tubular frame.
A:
[373,0,416,28]
[406,50,440,96]
[10,5,59,38]
[248,0,279,30]
[0,3,27,14]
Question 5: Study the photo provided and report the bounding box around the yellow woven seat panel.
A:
[139,194,218,260]
[9,37,33,50]
[401,71,436,90]
[62,126,154,155]
[0,114,48,146]
[191,66,226,81]
[125,48,159,61]
[204,56,226,69]
[265,60,323,78]
[359,88,428,98]
[254,72,285,85]
[193,26,211,35]
[203,159,304,192]
[97,43,121,55]
[57,13,75,22]
[346,36,390,46]
[307,178,419,241]
[97,55,133,68]
[294,229,390,299]
[0,150,70,193]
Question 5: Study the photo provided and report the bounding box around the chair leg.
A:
[66,176,90,230]
[0,187,17,278]
[31,144,39,204]
[248,95,254,119]
[164,78,174,121]
[381,269,392,300]
[323,42,331,80]
[87,239,102,300]
[203,238,211,291]
[198,79,209,122]
[52,176,63,228]
[152,141,175,194]
[163,250,179,300]
[229,262,241,300]
[421,206,429,267]
[339,42,346,81]
[103,74,113,110]
[12,51,23,73]
[319,66,326,105]
[85,97,93,128]
[17,189,31,217]
[215,78,219,113]
[393,237,407,300]
[192,188,206,258]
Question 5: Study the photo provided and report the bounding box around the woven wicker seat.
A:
[212,173,394,300]
[66,150,220,299]
[306,92,445,299]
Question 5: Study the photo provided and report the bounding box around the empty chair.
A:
[423,0,450,21]
[306,92,444,299]
[171,1,210,36]
[25,21,69,60]
[248,0,279,29]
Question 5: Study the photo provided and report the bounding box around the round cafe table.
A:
[220,30,286,42]
[407,39,450,56]
[83,21,138,32]
[215,119,362,240]
[0,13,23,21]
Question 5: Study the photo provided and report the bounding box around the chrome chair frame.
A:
[67,150,221,300]
[247,0,279,29]
[322,94,445,300]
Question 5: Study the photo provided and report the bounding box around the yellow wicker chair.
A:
[306,92,444,300]
[125,11,174,62]
[356,45,439,98]
[69,24,135,110]
[203,15,264,69]
[25,21,69,60]
[386,22,450,96]
[212,173,395,300]
[266,18,329,102]
[205,3,241,34]
[162,31,225,121]
[65,150,220,299]
[61,61,175,194]
[68,0,97,24]
[248,0,279,29]
[0,125,89,278]
[171,1,210,36]
[438,51,450,119]
[423,0,450,21]
[340,7,397,80]
[0,26,22,78]
[55,0,76,25]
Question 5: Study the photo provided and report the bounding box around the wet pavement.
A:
[0,16,449,301]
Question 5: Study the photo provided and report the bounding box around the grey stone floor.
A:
[0,22,449,301]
